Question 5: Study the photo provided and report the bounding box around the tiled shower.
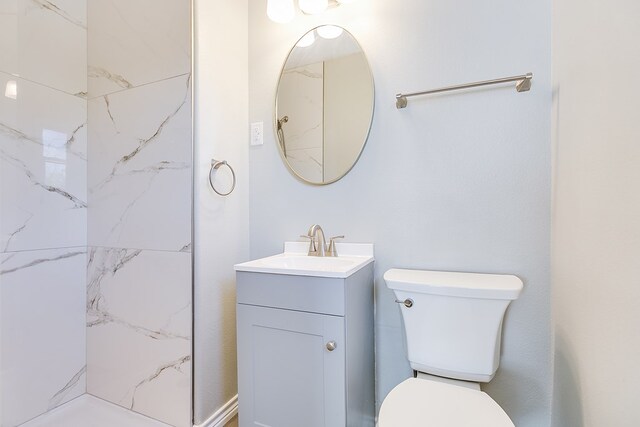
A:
[0,1,192,426]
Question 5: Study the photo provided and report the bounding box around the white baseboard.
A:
[194,395,238,427]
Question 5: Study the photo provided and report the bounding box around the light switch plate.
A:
[250,121,263,146]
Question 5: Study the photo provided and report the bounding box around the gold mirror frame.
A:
[274,25,375,185]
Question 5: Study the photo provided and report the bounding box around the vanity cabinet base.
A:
[236,265,374,427]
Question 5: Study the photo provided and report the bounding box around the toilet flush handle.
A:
[395,298,414,308]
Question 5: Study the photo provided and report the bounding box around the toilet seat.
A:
[378,378,514,427]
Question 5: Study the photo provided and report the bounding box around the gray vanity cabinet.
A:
[236,265,374,427]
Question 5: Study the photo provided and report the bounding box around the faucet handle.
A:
[300,234,317,254]
[327,235,344,257]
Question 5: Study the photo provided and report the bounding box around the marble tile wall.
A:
[0,2,88,426]
[0,0,87,96]
[0,249,87,427]
[0,72,87,252]
[1,1,192,426]
[87,74,192,252]
[86,248,191,427]
[87,0,190,98]
[86,1,192,426]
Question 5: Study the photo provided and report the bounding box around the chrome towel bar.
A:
[395,72,533,109]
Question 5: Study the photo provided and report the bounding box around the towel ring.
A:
[209,159,236,196]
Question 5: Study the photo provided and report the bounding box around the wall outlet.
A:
[250,121,263,146]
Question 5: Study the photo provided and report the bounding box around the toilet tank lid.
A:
[384,269,523,300]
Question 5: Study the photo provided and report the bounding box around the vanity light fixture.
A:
[267,0,295,23]
[316,25,343,39]
[4,80,17,100]
[267,0,359,23]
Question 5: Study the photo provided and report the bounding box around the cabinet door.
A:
[237,304,346,427]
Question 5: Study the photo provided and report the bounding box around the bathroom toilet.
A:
[380,268,523,426]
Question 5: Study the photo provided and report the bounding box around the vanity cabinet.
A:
[236,264,374,427]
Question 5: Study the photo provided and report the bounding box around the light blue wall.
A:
[194,0,249,424]
[248,0,552,424]
[552,0,640,425]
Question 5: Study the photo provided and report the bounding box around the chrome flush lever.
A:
[395,298,414,308]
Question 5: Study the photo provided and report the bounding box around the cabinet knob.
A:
[326,340,337,352]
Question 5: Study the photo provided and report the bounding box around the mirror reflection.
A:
[275,25,374,185]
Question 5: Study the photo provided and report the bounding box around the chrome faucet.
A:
[302,225,344,257]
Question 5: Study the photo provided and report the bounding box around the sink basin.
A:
[234,242,374,278]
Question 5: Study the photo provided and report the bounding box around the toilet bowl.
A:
[378,374,513,427]
[382,268,523,426]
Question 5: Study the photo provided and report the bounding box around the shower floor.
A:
[20,395,171,427]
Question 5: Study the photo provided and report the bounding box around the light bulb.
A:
[316,25,343,39]
[4,80,17,100]
[296,31,316,48]
[299,0,328,15]
[267,0,295,23]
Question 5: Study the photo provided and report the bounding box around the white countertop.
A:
[234,242,374,278]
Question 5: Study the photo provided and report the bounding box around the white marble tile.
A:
[86,247,191,427]
[87,74,191,252]
[87,0,190,98]
[286,147,323,182]
[278,62,324,152]
[0,248,87,427]
[0,72,87,252]
[20,395,172,427]
[0,2,19,78]
[0,0,87,96]
[278,62,325,181]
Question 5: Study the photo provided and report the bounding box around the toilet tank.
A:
[384,269,523,383]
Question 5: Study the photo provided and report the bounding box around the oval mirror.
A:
[275,25,374,185]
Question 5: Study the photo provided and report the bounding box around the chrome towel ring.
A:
[209,159,236,196]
